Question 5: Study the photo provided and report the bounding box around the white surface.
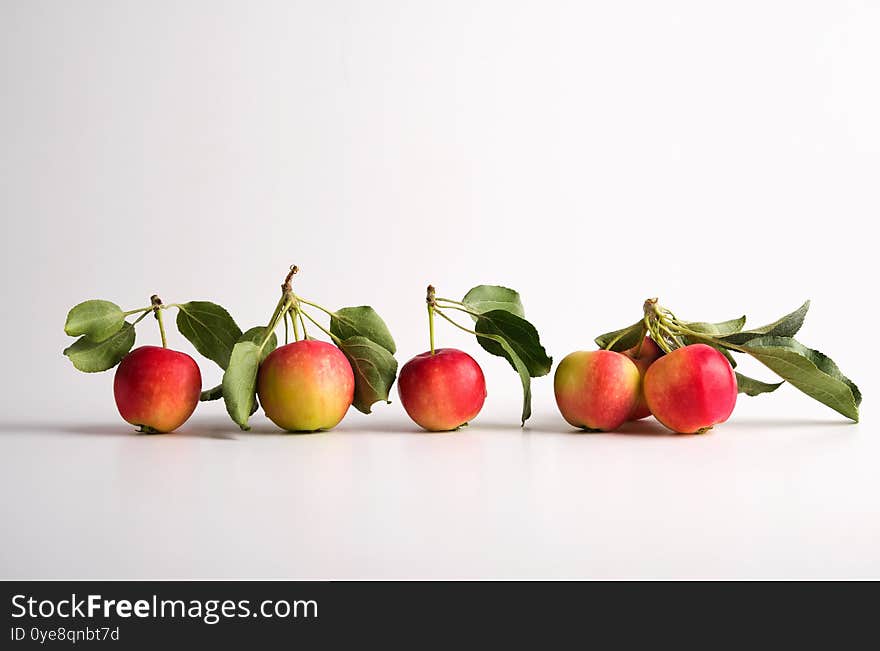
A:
[1,1,878,578]
[1,398,877,580]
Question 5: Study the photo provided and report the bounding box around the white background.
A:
[1,0,877,578]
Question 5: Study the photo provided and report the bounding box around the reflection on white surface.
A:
[1,400,875,579]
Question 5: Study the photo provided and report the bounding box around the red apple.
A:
[554,350,640,431]
[643,343,737,434]
[397,348,487,431]
[622,337,664,420]
[113,346,202,433]
[257,340,354,432]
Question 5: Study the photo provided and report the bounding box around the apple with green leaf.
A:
[591,298,862,433]
[397,284,551,431]
[216,266,398,432]
[63,294,223,433]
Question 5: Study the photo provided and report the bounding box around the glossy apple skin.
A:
[622,337,664,420]
[644,344,737,434]
[397,348,487,431]
[113,346,202,433]
[257,340,355,432]
[554,350,640,431]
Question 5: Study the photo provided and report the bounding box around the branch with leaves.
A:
[426,284,552,426]
[215,266,398,430]
[595,299,861,422]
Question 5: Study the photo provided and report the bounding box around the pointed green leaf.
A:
[63,322,135,372]
[221,341,261,430]
[337,336,398,414]
[239,326,278,362]
[477,330,533,426]
[717,345,738,368]
[64,300,126,342]
[176,302,242,370]
[330,306,396,354]
[202,383,261,416]
[735,372,783,396]
[462,285,525,319]
[740,336,860,421]
[594,321,646,352]
[474,310,552,378]
[199,326,277,403]
[683,316,746,337]
[721,301,810,345]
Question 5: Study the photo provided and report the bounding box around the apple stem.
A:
[132,310,152,326]
[257,294,291,353]
[426,285,437,354]
[283,309,290,344]
[123,306,154,316]
[300,308,341,345]
[291,306,301,341]
[151,295,168,348]
[298,309,309,339]
[428,304,436,354]
[432,306,480,337]
[282,265,299,293]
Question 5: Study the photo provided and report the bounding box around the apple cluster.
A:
[62,275,860,435]
[555,340,737,434]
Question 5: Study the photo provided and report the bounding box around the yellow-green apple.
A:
[622,336,664,420]
[644,343,737,434]
[113,346,202,433]
[554,350,640,431]
[257,340,355,432]
[397,348,487,431]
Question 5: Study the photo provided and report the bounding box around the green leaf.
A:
[462,285,525,319]
[721,301,810,345]
[330,306,396,354]
[717,345,738,368]
[63,322,135,372]
[594,321,646,352]
[735,372,783,396]
[478,330,533,426]
[474,310,552,378]
[337,336,398,414]
[238,326,278,363]
[64,300,125,342]
[201,384,260,415]
[682,316,746,337]
[740,336,861,421]
[176,301,243,370]
[221,341,261,430]
[199,327,277,403]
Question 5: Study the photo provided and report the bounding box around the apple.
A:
[397,348,487,431]
[257,340,355,432]
[622,336,664,420]
[113,346,202,433]
[643,343,737,434]
[554,350,640,431]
